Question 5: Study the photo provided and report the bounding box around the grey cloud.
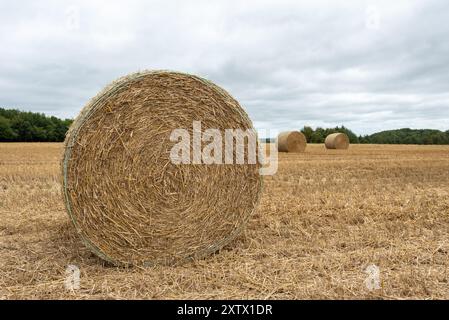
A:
[0,0,448,135]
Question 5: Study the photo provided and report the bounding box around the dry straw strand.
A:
[61,70,263,267]
[325,133,350,150]
[277,131,307,153]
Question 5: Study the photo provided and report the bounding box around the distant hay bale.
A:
[61,70,262,267]
[325,133,350,150]
[277,131,307,153]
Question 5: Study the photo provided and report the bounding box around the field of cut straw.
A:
[1,143,448,299]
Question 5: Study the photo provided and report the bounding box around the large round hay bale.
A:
[325,133,350,150]
[277,131,307,153]
[61,70,262,267]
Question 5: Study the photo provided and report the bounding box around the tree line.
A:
[301,126,360,143]
[265,126,449,145]
[301,126,449,145]
[0,108,73,142]
[359,128,449,145]
[1,108,448,144]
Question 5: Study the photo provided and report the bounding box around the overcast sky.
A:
[1,0,449,136]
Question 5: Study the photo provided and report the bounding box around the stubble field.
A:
[0,143,448,299]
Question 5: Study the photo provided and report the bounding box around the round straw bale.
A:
[277,131,307,153]
[325,133,350,150]
[61,70,262,266]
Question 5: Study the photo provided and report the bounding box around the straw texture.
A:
[277,131,307,153]
[325,133,350,150]
[61,70,262,267]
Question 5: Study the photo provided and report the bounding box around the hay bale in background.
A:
[325,133,350,150]
[277,131,307,153]
[61,70,262,266]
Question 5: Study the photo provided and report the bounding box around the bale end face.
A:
[277,131,307,153]
[61,70,262,267]
[325,133,350,150]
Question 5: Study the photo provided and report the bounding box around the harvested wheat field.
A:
[1,142,449,299]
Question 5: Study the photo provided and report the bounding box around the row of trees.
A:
[301,126,359,143]
[301,126,449,145]
[0,108,73,142]
[265,126,449,145]
[359,128,449,145]
[1,108,448,144]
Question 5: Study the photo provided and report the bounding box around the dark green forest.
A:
[265,126,449,145]
[360,128,449,145]
[301,126,449,145]
[0,108,448,144]
[0,108,73,142]
[301,126,360,143]
[300,126,449,145]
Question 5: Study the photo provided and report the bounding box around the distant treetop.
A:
[359,128,449,145]
[301,126,359,144]
[0,108,73,142]
[300,126,449,145]
[1,108,448,145]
